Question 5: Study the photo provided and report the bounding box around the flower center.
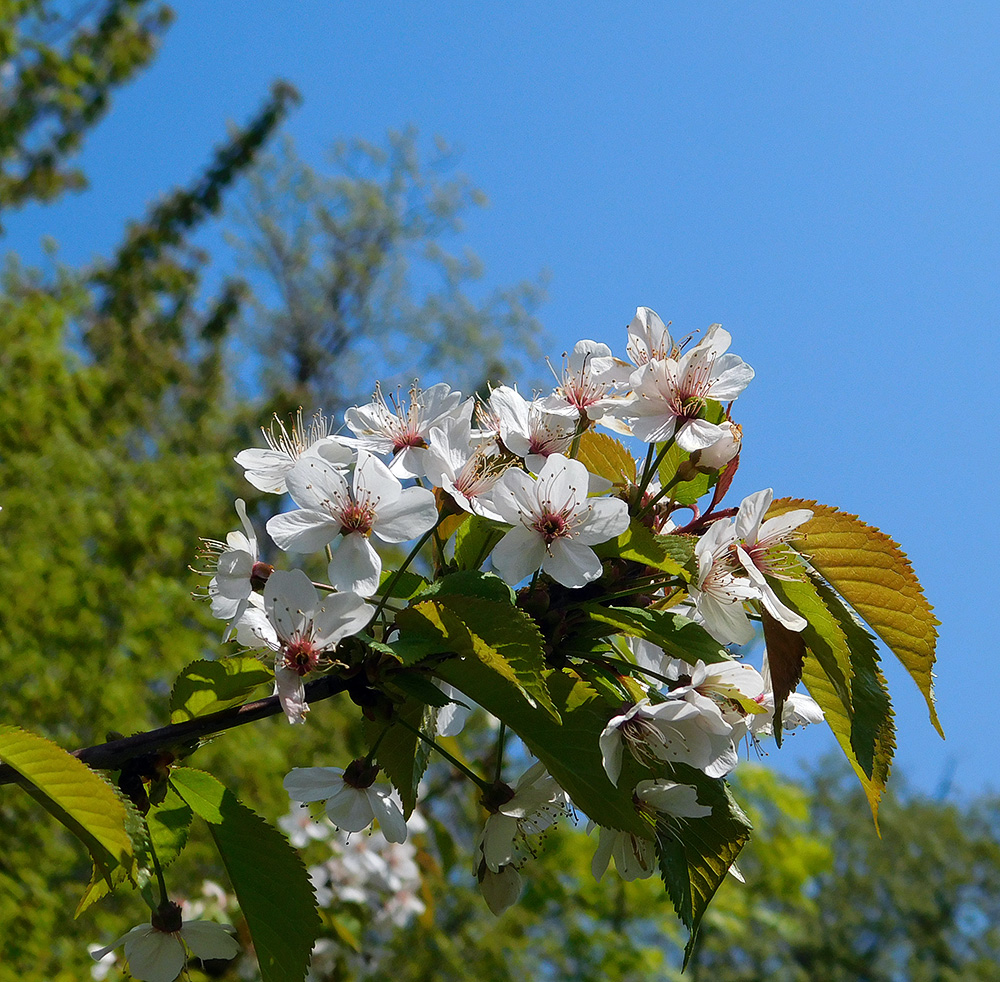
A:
[283,637,322,676]
[533,510,570,544]
[339,501,376,536]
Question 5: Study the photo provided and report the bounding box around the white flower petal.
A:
[283,767,344,802]
[543,538,603,588]
[179,922,240,961]
[491,526,547,585]
[373,486,439,542]
[123,930,185,982]
[328,533,381,597]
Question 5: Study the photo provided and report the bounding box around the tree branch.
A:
[0,673,352,788]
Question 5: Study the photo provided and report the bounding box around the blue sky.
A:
[7,2,998,797]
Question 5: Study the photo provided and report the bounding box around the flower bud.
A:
[690,422,742,473]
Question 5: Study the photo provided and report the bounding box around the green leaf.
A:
[771,575,854,710]
[594,520,688,579]
[769,497,941,736]
[375,567,428,601]
[655,769,753,965]
[813,578,895,820]
[579,604,731,665]
[170,657,273,723]
[417,569,515,606]
[172,768,321,982]
[453,515,508,571]
[655,401,726,505]
[385,634,455,667]
[363,698,433,817]
[436,662,649,836]
[397,595,559,720]
[169,767,226,823]
[0,724,133,884]
[146,786,194,869]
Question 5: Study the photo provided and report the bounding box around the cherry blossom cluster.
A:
[180,304,827,942]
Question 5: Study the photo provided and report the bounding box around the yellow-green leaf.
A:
[769,498,941,737]
[0,724,133,882]
[576,430,636,486]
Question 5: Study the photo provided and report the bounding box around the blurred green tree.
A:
[0,0,172,221]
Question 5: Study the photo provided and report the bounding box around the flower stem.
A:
[395,717,491,792]
[369,515,446,625]
[146,835,170,909]
[493,723,507,783]
[573,650,680,690]
[568,417,587,459]
[635,471,684,522]
[632,438,675,513]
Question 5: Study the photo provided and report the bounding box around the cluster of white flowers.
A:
[186,304,825,926]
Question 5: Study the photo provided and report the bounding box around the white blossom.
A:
[625,306,678,367]
[491,454,629,588]
[246,570,373,724]
[344,381,469,478]
[235,409,352,494]
[614,325,754,450]
[599,697,735,785]
[479,761,569,873]
[590,781,711,882]
[201,498,269,641]
[91,906,239,982]
[266,450,438,597]
[542,340,632,427]
[688,518,759,646]
[424,414,506,521]
[284,763,407,843]
[734,488,813,631]
[487,384,577,472]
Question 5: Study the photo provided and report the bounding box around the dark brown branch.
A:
[0,673,352,787]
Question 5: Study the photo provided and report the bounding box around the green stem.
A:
[574,650,679,690]
[369,515,446,625]
[635,471,684,522]
[526,568,540,598]
[568,417,587,459]
[493,723,507,783]
[395,717,491,792]
[147,834,170,908]
[632,438,675,512]
[589,576,679,604]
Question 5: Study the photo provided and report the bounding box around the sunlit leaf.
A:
[576,430,637,486]
[170,657,273,723]
[0,725,133,885]
[397,595,559,720]
[769,498,941,736]
[453,515,507,572]
[594,519,688,579]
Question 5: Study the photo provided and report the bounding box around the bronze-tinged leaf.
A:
[760,610,806,748]
[768,498,941,737]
